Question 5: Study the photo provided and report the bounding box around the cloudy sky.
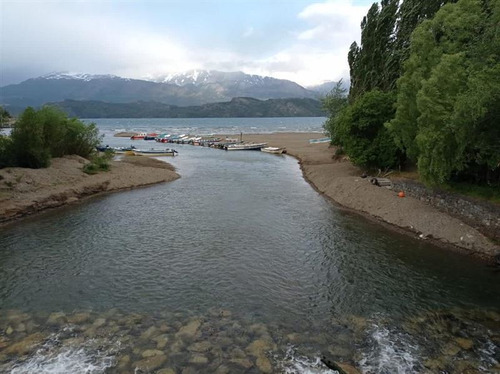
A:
[0,0,371,87]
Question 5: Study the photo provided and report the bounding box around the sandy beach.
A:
[0,155,179,225]
[238,132,499,260]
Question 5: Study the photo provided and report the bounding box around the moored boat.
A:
[131,132,158,140]
[112,146,137,153]
[225,142,267,151]
[129,148,178,156]
[130,132,147,140]
[261,147,286,154]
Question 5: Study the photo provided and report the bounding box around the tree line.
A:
[324,0,499,186]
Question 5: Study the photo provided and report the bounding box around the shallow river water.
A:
[0,128,499,373]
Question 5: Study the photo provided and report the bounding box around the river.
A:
[0,118,498,373]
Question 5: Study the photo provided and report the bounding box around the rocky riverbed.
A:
[1,307,498,373]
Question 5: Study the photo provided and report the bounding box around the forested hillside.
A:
[50,97,325,118]
[324,0,499,188]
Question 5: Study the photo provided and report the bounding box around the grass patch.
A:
[83,151,113,175]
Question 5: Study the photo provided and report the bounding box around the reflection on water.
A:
[0,142,499,373]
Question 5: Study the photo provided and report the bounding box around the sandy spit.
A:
[238,132,499,261]
[0,155,179,225]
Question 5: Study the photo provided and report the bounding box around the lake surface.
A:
[84,117,326,138]
[0,118,499,373]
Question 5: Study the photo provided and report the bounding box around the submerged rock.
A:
[67,312,91,324]
[142,349,164,358]
[46,312,66,326]
[117,354,131,371]
[189,354,209,364]
[338,362,361,374]
[256,356,273,373]
[246,339,276,357]
[157,369,176,374]
[153,334,169,349]
[214,365,230,374]
[92,317,106,328]
[442,343,461,356]
[230,357,253,369]
[176,319,201,340]
[133,354,167,371]
[455,337,474,350]
[4,332,45,356]
[15,322,26,333]
[188,340,211,353]
[140,325,158,340]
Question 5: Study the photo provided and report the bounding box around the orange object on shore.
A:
[398,191,405,198]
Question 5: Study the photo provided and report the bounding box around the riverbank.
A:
[0,155,179,225]
[238,132,500,261]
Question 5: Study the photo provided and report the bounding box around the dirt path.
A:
[240,133,499,261]
[0,155,179,225]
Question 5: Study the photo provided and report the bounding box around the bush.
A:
[10,107,51,168]
[0,135,13,168]
[83,151,113,175]
[8,106,102,169]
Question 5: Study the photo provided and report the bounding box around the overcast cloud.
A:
[0,0,370,87]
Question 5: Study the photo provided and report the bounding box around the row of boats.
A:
[123,132,287,154]
[96,145,178,156]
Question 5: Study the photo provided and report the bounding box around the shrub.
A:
[0,135,13,169]
[8,106,102,169]
[333,90,401,169]
[83,151,113,175]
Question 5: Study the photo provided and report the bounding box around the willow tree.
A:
[388,0,500,184]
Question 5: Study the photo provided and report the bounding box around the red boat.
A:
[130,132,158,140]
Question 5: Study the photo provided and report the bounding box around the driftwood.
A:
[370,177,392,187]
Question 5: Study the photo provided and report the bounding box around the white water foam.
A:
[8,335,117,374]
[358,324,421,374]
[276,346,338,374]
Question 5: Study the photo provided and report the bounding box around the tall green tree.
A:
[394,0,454,70]
[348,0,399,101]
[388,0,500,184]
[322,80,348,139]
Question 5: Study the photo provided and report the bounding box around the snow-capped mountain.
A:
[153,70,288,88]
[38,72,127,82]
[154,70,214,86]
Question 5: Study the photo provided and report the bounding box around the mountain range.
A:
[0,70,336,117]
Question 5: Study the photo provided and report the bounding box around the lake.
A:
[0,118,498,373]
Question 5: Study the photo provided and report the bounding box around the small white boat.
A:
[225,142,267,151]
[309,137,331,144]
[128,148,178,156]
[261,147,286,154]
